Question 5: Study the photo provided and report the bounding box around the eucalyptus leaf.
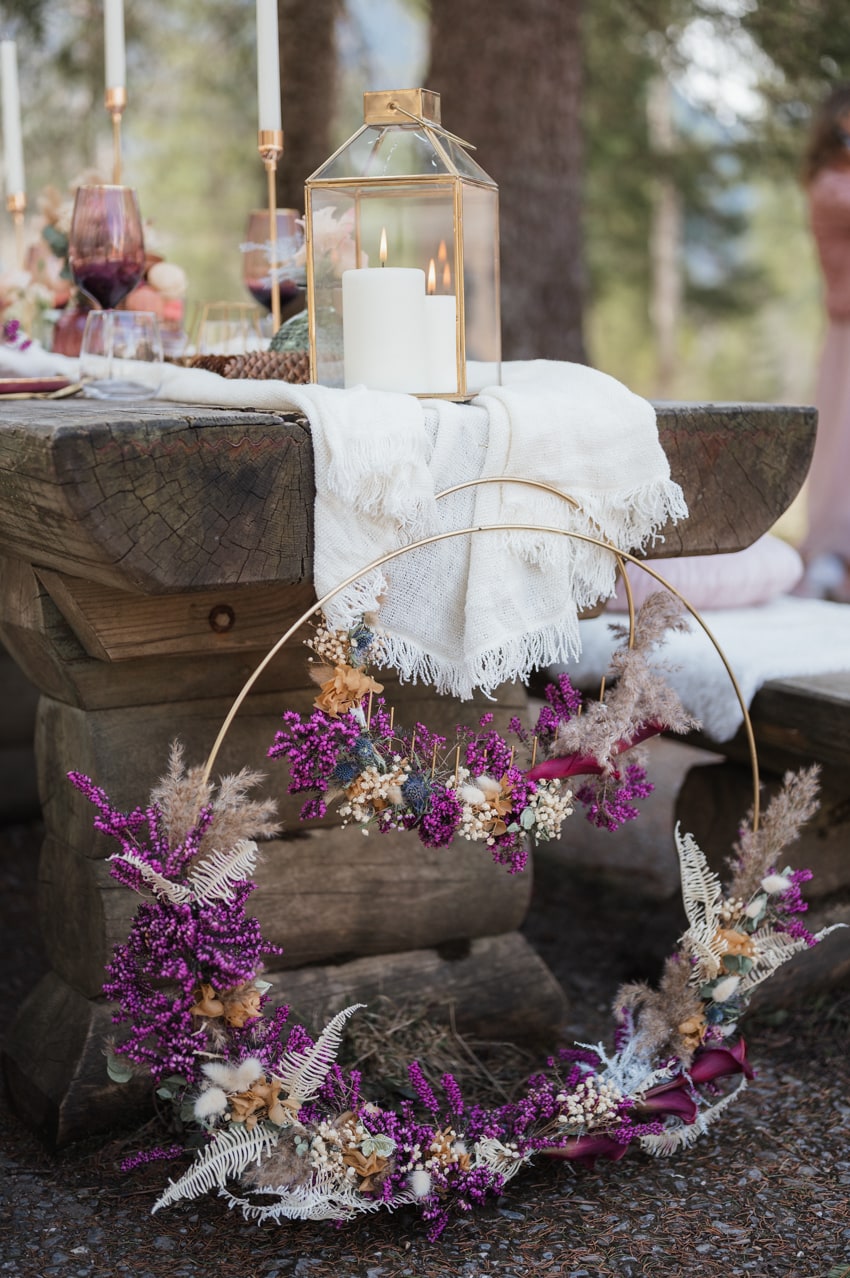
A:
[361,1133,395,1158]
[520,807,536,830]
[254,979,273,995]
[105,1050,135,1085]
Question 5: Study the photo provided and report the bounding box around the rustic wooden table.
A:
[0,398,816,1144]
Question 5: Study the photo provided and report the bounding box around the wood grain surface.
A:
[0,401,816,594]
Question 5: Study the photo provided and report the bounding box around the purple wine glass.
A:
[68,185,147,310]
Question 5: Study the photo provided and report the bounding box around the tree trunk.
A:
[427,0,585,362]
[276,0,339,213]
[647,76,682,397]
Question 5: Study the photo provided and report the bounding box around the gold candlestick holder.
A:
[105,86,127,185]
[6,191,26,270]
[258,128,284,335]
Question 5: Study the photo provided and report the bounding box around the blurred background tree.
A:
[2,0,849,401]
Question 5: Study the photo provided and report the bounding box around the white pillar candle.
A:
[104,0,126,90]
[342,267,428,393]
[0,41,25,196]
[424,295,458,393]
[256,0,282,132]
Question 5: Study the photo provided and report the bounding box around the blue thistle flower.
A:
[349,623,375,666]
[401,773,431,815]
[332,759,360,785]
[354,736,380,767]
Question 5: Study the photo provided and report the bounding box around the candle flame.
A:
[442,260,452,291]
[379,226,388,266]
[437,239,448,263]
[427,258,437,295]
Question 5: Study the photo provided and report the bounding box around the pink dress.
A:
[802,164,850,564]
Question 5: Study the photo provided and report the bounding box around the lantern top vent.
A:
[307,87,497,188]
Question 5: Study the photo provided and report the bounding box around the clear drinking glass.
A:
[79,310,164,399]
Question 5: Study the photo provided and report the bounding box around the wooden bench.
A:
[0,399,816,1144]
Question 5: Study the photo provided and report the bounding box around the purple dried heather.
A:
[575,762,653,831]
[508,715,529,743]
[119,1144,184,1173]
[461,727,513,779]
[418,783,463,848]
[488,830,529,875]
[269,708,360,796]
[285,1023,315,1055]
[779,918,819,947]
[104,890,274,1083]
[441,1072,465,1117]
[535,672,582,741]
[776,867,814,915]
[408,1060,441,1113]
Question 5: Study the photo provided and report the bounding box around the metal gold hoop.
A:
[199,480,760,831]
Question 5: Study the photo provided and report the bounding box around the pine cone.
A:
[179,354,232,375]
[222,349,310,384]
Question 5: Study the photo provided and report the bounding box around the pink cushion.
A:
[608,534,804,612]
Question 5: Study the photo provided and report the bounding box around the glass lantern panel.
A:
[462,183,501,391]
[438,136,498,186]
[309,181,459,391]
[315,126,451,180]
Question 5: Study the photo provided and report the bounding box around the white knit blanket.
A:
[559,596,850,742]
[1,345,686,697]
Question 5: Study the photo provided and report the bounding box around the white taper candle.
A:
[0,41,25,196]
[256,0,282,132]
[104,0,126,90]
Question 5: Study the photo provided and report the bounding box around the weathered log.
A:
[676,758,850,900]
[649,402,816,556]
[35,678,528,856]
[689,672,850,774]
[0,402,816,596]
[0,555,323,709]
[0,405,314,594]
[0,643,39,745]
[3,934,567,1147]
[35,569,317,663]
[38,827,531,999]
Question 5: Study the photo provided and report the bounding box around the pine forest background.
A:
[2,0,850,447]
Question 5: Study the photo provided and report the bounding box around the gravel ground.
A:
[2,815,849,1278]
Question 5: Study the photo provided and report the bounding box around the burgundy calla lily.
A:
[634,1075,699,1124]
[541,1132,632,1167]
[689,1037,755,1084]
[526,720,665,782]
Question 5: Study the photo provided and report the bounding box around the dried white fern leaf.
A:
[109,852,193,905]
[473,1137,530,1183]
[151,1122,278,1213]
[675,824,724,976]
[740,924,847,995]
[638,1077,748,1156]
[187,839,259,904]
[220,1175,416,1223]
[275,1004,365,1105]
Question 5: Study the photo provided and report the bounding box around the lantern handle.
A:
[386,99,477,151]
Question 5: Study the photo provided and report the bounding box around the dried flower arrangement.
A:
[68,594,842,1239]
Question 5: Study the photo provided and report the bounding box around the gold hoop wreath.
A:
[70,480,839,1238]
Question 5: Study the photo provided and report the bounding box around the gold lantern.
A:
[304,89,501,399]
